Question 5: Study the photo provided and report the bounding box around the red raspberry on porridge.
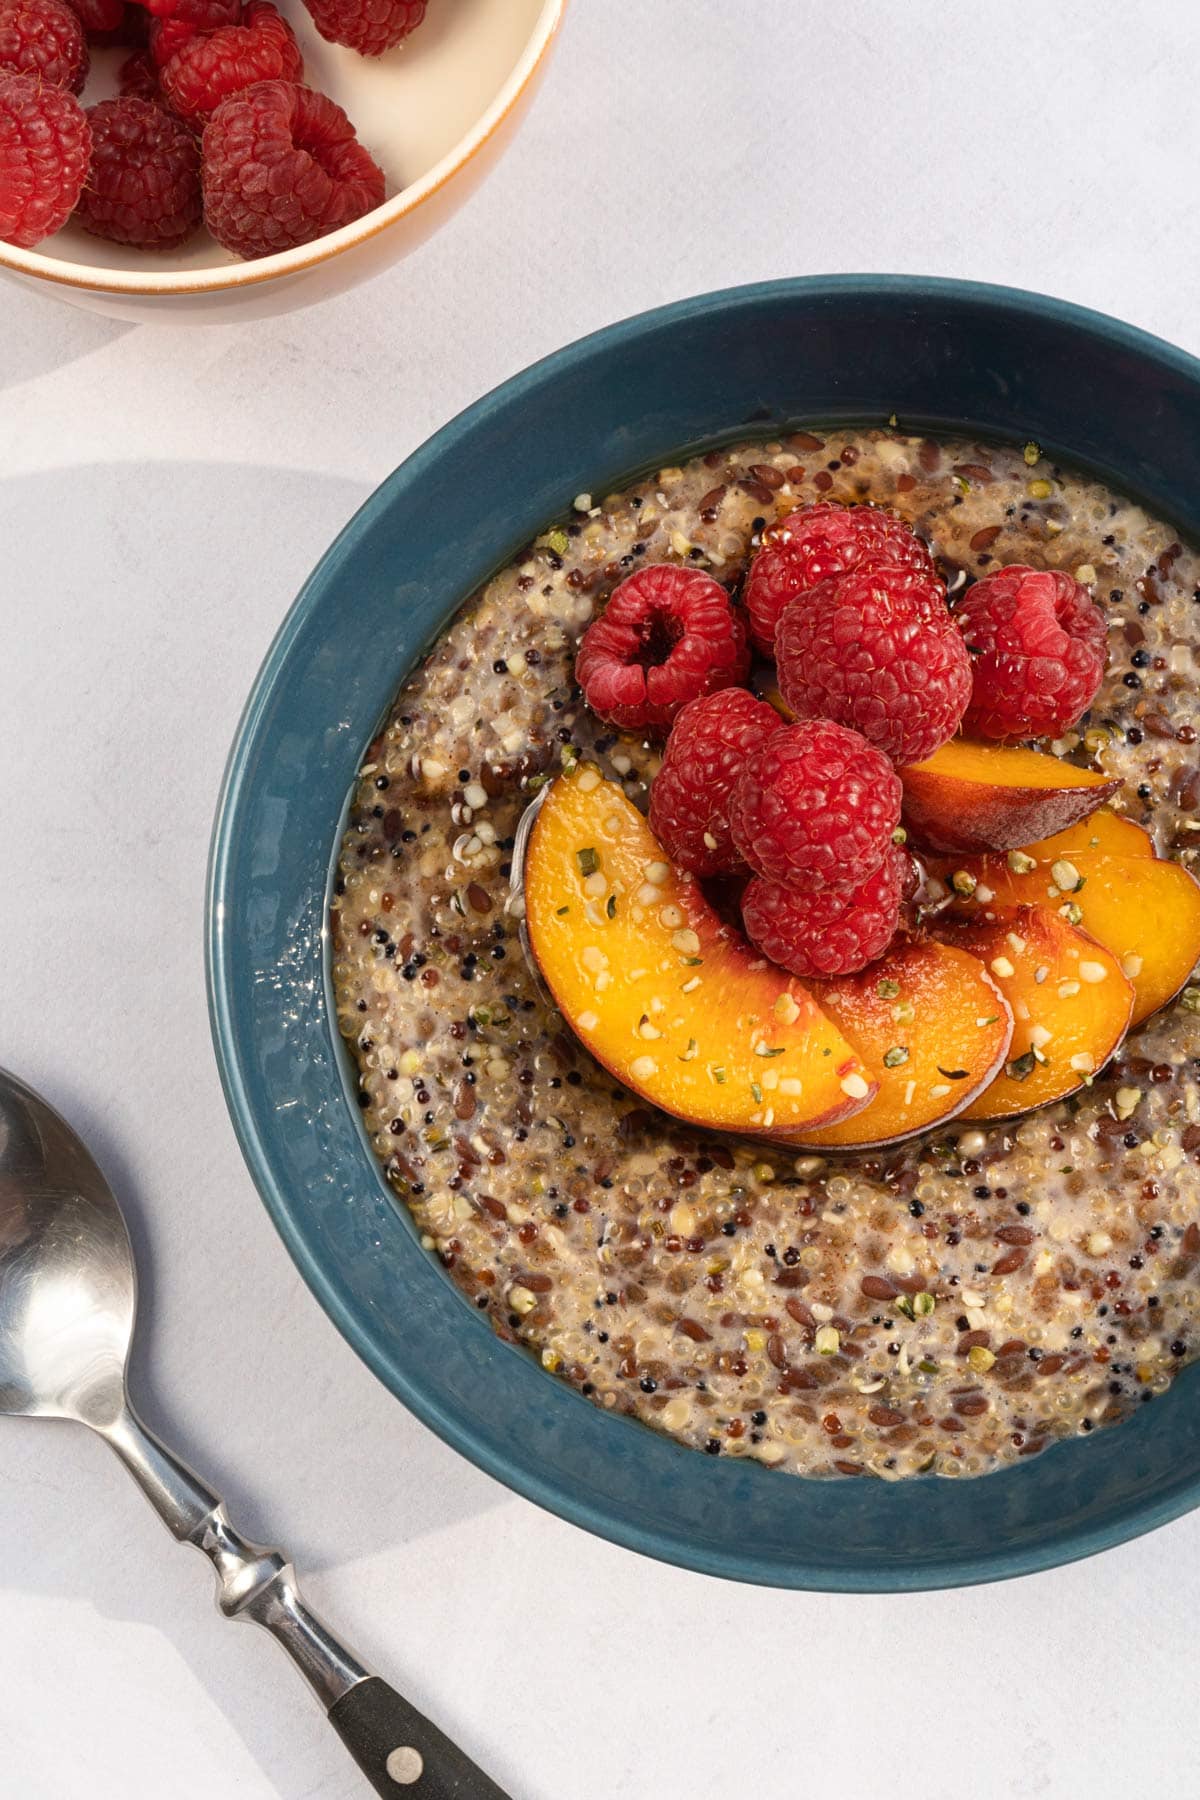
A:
[574,563,749,734]
[955,564,1107,741]
[730,718,901,890]
[741,845,907,979]
[648,687,781,876]
[745,500,936,653]
[775,565,970,764]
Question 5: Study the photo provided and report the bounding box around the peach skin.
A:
[901,740,1118,854]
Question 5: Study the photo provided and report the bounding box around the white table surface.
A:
[5,4,1200,1795]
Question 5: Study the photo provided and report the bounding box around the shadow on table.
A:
[0,279,136,388]
[0,458,513,1798]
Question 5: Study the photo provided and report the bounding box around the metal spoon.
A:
[508,780,551,1002]
[0,1067,512,1800]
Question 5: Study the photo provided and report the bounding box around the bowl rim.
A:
[0,0,564,297]
[208,275,1200,1589]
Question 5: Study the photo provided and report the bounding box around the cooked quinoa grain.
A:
[332,426,1200,1480]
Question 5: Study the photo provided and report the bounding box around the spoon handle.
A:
[101,1403,513,1799]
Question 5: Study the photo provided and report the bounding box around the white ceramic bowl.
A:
[0,0,563,321]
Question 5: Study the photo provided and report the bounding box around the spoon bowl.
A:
[0,1073,133,1428]
[507,779,553,1005]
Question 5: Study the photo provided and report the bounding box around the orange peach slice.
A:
[900,740,1118,854]
[799,937,1013,1149]
[1022,810,1154,862]
[523,765,876,1137]
[939,851,1200,1024]
[934,905,1134,1120]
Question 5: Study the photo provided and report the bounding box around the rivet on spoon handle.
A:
[330,1677,516,1798]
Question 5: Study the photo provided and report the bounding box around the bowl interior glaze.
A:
[208,277,1200,1590]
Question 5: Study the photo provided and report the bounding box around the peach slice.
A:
[900,740,1118,854]
[939,852,1200,1025]
[799,937,1013,1149]
[1022,810,1154,862]
[523,765,876,1137]
[934,905,1134,1120]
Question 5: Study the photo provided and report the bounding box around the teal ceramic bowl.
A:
[208,276,1200,1590]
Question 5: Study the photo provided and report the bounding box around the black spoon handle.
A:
[330,1676,514,1798]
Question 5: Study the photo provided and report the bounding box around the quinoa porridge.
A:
[331,426,1200,1481]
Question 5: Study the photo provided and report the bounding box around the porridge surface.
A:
[331,426,1200,1480]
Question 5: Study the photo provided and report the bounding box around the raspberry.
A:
[143,0,238,65]
[575,563,750,734]
[742,847,906,979]
[0,0,88,94]
[303,0,424,57]
[776,566,970,765]
[954,564,1108,741]
[147,14,194,58]
[0,73,90,247]
[649,689,782,876]
[745,502,936,654]
[144,0,237,70]
[202,80,385,259]
[89,2,147,43]
[76,96,200,247]
[145,0,237,66]
[118,46,159,96]
[65,0,125,35]
[139,0,239,23]
[730,718,901,890]
[161,0,300,123]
